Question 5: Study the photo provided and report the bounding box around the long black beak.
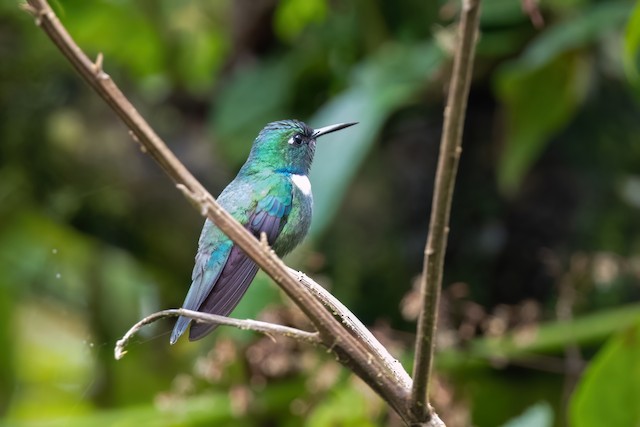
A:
[312,122,357,138]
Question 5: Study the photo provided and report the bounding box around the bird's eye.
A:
[288,134,304,146]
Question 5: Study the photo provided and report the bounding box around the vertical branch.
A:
[410,0,481,421]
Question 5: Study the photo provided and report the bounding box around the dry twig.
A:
[114,308,321,360]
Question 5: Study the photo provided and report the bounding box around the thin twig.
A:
[410,0,482,422]
[114,308,321,360]
[23,0,417,422]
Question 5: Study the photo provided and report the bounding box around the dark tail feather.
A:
[170,315,191,345]
[188,247,260,341]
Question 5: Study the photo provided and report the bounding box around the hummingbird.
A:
[170,119,357,344]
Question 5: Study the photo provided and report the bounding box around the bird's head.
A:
[244,119,356,175]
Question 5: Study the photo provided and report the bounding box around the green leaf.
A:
[570,323,640,427]
[274,0,328,41]
[623,0,640,92]
[165,1,229,92]
[437,303,640,370]
[500,402,553,427]
[58,0,165,78]
[495,52,589,195]
[519,2,631,70]
[174,28,227,93]
[494,1,631,195]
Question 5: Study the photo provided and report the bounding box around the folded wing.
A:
[172,193,292,343]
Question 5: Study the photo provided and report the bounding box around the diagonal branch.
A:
[114,308,321,360]
[410,0,482,421]
[22,0,420,423]
[288,268,413,390]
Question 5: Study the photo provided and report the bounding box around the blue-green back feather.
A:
[170,172,299,343]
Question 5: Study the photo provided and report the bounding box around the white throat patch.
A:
[291,174,312,196]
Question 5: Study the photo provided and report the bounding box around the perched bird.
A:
[170,119,356,344]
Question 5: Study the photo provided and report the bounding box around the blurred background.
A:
[1,0,640,426]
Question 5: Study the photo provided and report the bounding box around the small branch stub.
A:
[92,52,104,75]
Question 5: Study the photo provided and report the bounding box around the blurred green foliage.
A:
[495,1,630,193]
[624,0,640,94]
[570,323,640,427]
[2,0,640,426]
[500,402,553,427]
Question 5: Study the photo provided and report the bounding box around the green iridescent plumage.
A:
[171,119,356,343]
